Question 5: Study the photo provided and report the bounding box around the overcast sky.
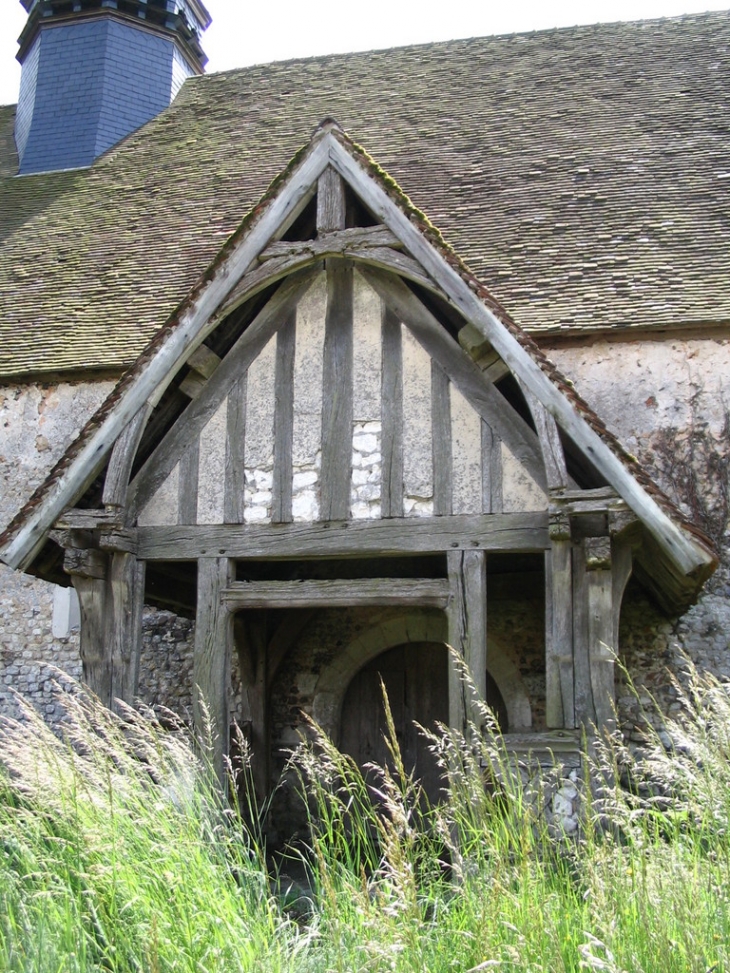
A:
[2,0,728,105]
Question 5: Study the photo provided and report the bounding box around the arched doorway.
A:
[339,641,508,805]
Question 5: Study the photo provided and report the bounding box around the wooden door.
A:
[340,641,449,805]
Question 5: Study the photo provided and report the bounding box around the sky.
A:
[1,0,729,105]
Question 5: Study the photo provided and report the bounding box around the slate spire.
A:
[14,0,211,174]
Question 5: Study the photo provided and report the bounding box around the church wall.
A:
[551,334,730,739]
[1,333,729,759]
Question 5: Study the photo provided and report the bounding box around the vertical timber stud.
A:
[432,363,452,516]
[447,549,487,730]
[236,613,269,803]
[225,375,247,523]
[381,305,404,518]
[272,311,295,523]
[194,557,235,786]
[65,544,145,709]
[105,553,146,708]
[316,167,346,233]
[320,258,354,520]
[546,510,575,728]
[66,546,111,704]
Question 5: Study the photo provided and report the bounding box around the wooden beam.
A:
[130,268,319,518]
[272,312,295,523]
[222,578,450,610]
[106,553,146,709]
[481,421,503,514]
[545,537,575,729]
[571,541,595,726]
[316,168,346,232]
[358,267,547,491]
[102,404,151,511]
[381,305,403,518]
[178,440,199,526]
[224,375,247,524]
[186,343,221,379]
[138,511,549,560]
[431,361,452,516]
[523,388,569,490]
[587,563,616,729]
[320,260,353,520]
[260,225,399,260]
[193,557,234,786]
[447,549,487,730]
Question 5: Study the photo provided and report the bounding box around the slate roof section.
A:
[1,11,729,378]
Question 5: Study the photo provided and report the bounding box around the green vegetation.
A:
[1,665,729,973]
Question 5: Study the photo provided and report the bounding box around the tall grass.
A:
[1,663,729,972]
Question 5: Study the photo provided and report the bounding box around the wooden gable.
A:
[132,263,548,535]
[0,121,718,783]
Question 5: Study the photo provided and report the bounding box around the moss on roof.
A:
[1,12,730,378]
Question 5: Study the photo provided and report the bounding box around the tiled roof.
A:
[0,122,717,608]
[1,11,729,378]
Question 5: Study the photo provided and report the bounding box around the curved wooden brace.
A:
[102,402,153,514]
[521,385,570,491]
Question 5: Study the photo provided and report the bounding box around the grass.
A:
[1,664,729,972]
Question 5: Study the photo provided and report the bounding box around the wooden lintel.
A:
[260,226,400,261]
[222,578,450,610]
[550,496,628,518]
[316,168,346,232]
[138,511,549,561]
[99,526,138,554]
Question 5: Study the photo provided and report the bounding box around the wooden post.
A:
[66,544,145,709]
[545,511,575,728]
[68,548,111,704]
[105,552,146,708]
[432,362,452,516]
[272,311,295,523]
[446,549,487,730]
[193,557,234,786]
[320,259,353,520]
[381,305,404,518]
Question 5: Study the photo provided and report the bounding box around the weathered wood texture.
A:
[320,260,354,520]
[102,405,152,511]
[193,557,234,785]
[68,551,145,711]
[447,549,488,729]
[131,269,318,518]
[224,375,247,523]
[523,388,569,490]
[587,565,616,728]
[431,362,452,515]
[316,168,346,232]
[138,511,549,560]
[272,312,295,523]
[358,266,547,491]
[222,578,450,610]
[481,421,503,514]
[261,225,398,260]
[545,539,575,728]
[381,305,404,518]
[571,542,595,725]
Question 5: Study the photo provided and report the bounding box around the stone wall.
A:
[1,333,729,770]
[551,334,730,737]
